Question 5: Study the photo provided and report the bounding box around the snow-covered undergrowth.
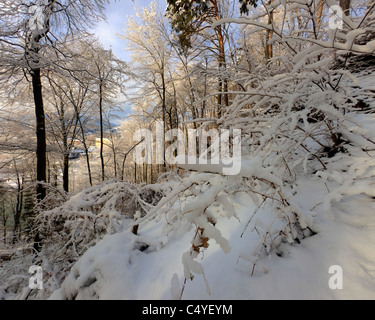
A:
[0,181,163,299]
[49,141,375,299]
[1,108,375,299]
[47,46,375,298]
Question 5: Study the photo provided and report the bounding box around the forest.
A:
[0,0,374,300]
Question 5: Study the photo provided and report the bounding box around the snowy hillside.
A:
[2,108,375,300]
[47,145,375,300]
[44,100,375,300]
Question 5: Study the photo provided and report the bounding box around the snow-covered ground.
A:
[49,134,375,299]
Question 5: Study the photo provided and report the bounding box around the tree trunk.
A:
[28,0,55,253]
[108,126,118,179]
[32,69,46,253]
[62,153,69,193]
[213,0,228,118]
[316,0,325,26]
[202,58,208,119]
[1,200,7,245]
[84,143,93,187]
[60,105,69,193]
[32,68,47,203]
[340,0,350,16]
[13,161,23,244]
[121,138,145,181]
[134,163,137,184]
[75,108,93,187]
[99,81,105,182]
[161,70,167,172]
[113,146,118,179]
[265,0,274,61]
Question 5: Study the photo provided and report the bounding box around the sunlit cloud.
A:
[94,0,166,61]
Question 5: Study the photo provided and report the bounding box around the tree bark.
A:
[99,81,105,182]
[161,69,167,172]
[316,0,325,26]
[265,0,274,61]
[31,68,46,253]
[340,0,350,16]
[83,140,93,187]
[12,160,23,243]
[60,104,70,193]
[32,68,47,203]
[62,153,69,193]
[212,0,228,118]
[74,100,93,187]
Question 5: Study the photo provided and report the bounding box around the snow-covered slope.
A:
[50,139,375,299]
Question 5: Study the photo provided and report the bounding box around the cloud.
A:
[94,0,166,61]
[94,1,133,60]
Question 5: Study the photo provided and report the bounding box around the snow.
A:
[47,142,375,299]
[28,5,45,32]
[45,123,375,300]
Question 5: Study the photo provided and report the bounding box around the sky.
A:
[94,0,167,62]
[94,0,167,123]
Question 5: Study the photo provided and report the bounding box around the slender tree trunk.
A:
[202,58,208,119]
[1,200,7,245]
[113,147,117,178]
[99,81,105,182]
[217,68,223,118]
[14,190,23,243]
[265,0,274,61]
[150,163,153,184]
[161,69,167,172]
[75,109,93,187]
[60,105,69,193]
[316,0,325,26]
[108,126,117,179]
[213,0,228,118]
[13,161,23,244]
[134,163,137,184]
[121,138,145,180]
[84,143,93,187]
[121,154,128,181]
[143,163,147,183]
[52,164,58,188]
[62,153,69,193]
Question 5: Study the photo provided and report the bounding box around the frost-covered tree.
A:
[45,74,81,193]
[166,0,255,117]
[121,2,173,172]
[83,42,128,182]
[0,0,109,209]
